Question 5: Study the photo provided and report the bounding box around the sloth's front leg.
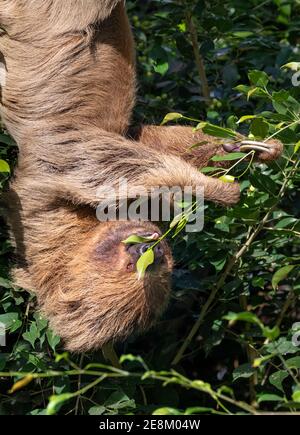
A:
[128,125,283,169]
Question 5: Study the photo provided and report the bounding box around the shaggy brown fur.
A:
[0,1,283,352]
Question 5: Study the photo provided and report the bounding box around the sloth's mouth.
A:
[223,140,273,154]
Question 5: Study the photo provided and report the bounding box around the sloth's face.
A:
[45,221,173,353]
[93,222,171,275]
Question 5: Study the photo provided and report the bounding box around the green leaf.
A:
[200,166,221,173]
[294,141,300,153]
[154,61,169,75]
[88,406,106,415]
[0,277,13,288]
[257,394,284,404]
[269,370,289,393]
[122,234,157,245]
[265,337,299,356]
[104,390,136,411]
[46,393,73,415]
[170,213,185,229]
[286,357,300,369]
[275,217,298,229]
[0,312,19,330]
[224,311,263,328]
[272,90,300,115]
[219,175,235,183]
[237,115,257,124]
[235,84,251,95]
[23,323,40,348]
[247,87,269,99]
[250,118,269,139]
[262,326,280,341]
[248,70,269,88]
[153,408,181,415]
[211,152,246,161]
[272,265,296,290]
[233,363,255,381]
[292,391,300,403]
[161,112,183,125]
[0,134,16,146]
[200,123,236,139]
[136,249,155,279]
[46,329,61,351]
[0,160,10,173]
[281,62,300,71]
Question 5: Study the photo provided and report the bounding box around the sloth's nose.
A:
[139,243,165,261]
[127,243,164,268]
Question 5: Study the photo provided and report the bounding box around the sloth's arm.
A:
[32,129,240,207]
[128,125,283,169]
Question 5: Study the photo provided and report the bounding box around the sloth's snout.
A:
[139,243,165,261]
[126,242,165,272]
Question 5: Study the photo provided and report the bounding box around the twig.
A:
[184,10,210,102]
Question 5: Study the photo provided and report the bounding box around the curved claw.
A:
[239,140,272,154]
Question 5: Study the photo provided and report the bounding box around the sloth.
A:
[0,0,283,352]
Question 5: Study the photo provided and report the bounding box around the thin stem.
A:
[184,10,210,102]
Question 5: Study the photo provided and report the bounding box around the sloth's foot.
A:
[223,139,283,161]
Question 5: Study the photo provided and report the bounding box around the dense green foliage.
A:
[0,0,299,415]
